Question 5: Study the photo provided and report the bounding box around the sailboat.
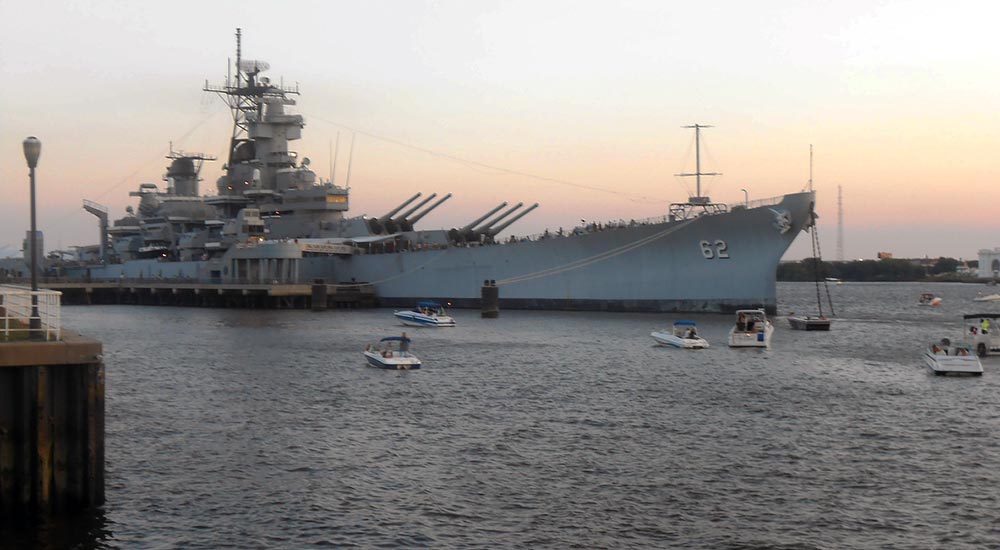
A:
[789,146,834,331]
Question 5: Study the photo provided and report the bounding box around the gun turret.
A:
[385,193,437,234]
[485,203,539,241]
[369,192,421,234]
[405,193,452,229]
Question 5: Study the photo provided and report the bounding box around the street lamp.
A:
[22,136,41,339]
[740,188,748,207]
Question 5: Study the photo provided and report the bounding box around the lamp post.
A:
[23,136,41,339]
[741,188,748,207]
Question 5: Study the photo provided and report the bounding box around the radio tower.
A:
[836,185,844,261]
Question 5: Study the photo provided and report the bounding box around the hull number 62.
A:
[700,240,730,259]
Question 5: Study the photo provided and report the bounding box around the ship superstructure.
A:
[70,29,814,313]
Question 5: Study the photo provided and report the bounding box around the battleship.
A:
[65,30,815,313]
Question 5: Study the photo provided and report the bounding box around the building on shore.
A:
[978,248,1000,279]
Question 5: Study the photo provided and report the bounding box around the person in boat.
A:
[686,327,696,339]
[745,317,755,332]
[957,347,970,356]
[737,313,747,331]
[982,318,991,335]
[932,344,944,355]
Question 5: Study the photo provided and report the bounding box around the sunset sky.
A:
[2,0,998,261]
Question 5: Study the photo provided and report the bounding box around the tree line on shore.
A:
[777,257,978,282]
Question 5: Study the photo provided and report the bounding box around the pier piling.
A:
[0,332,104,523]
[481,280,499,318]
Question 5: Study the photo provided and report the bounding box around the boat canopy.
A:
[417,301,443,308]
[380,336,411,342]
[963,313,1000,320]
[673,320,697,326]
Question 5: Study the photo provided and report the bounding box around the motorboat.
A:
[728,309,773,348]
[787,314,831,331]
[921,339,983,376]
[364,335,422,370]
[393,301,456,327]
[973,292,1000,303]
[918,293,942,307]
[651,320,710,349]
[962,313,1000,357]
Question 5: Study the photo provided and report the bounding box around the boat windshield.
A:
[673,321,697,337]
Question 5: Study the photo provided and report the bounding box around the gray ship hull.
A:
[303,192,815,313]
[67,192,813,313]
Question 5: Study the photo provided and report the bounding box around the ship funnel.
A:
[474,202,523,232]
[460,202,508,233]
[486,203,539,239]
[369,192,421,234]
[406,193,453,227]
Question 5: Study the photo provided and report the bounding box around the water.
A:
[8,282,1000,549]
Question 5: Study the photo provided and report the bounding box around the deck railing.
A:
[0,285,62,341]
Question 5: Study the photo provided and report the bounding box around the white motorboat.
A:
[393,301,456,327]
[651,321,710,349]
[728,309,773,348]
[921,339,983,376]
[962,313,1000,357]
[918,293,942,307]
[973,292,1000,303]
[364,335,422,370]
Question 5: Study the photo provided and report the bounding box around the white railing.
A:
[0,285,62,341]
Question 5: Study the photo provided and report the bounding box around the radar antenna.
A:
[203,28,300,169]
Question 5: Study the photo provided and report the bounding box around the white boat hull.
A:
[650,331,710,349]
[728,321,773,348]
[921,351,982,376]
[364,350,422,370]
[393,310,456,327]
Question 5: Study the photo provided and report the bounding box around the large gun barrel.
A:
[369,192,422,234]
[408,193,452,225]
[460,202,508,233]
[394,193,437,222]
[379,192,422,224]
[487,203,539,237]
[474,202,523,232]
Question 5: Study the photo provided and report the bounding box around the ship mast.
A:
[204,28,300,171]
[676,124,721,203]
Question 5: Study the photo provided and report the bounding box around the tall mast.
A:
[204,28,299,173]
[836,185,844,261]
[676,124,721,200]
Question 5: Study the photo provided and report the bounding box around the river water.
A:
[7,282,1000,549]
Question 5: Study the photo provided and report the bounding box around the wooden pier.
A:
[42,281,377,309]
